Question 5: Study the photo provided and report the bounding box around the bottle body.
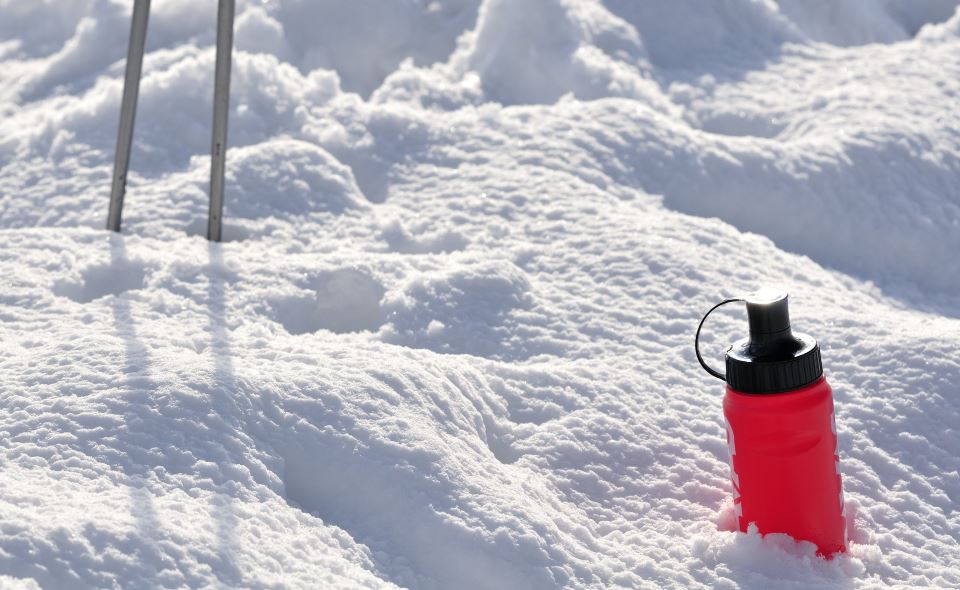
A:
[723,376,846,556]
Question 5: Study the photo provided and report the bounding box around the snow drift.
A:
[1,0,959,588]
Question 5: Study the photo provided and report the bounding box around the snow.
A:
[1,0,959,588]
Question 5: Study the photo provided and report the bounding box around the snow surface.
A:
[1,0,960,588]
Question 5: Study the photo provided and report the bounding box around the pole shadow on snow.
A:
[107,236,167,586]
[205,241,244,586]
[105,236,244,585]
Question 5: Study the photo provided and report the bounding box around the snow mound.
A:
[691,524,866,588]
[270,0,481,97]
[447,0,668,107]
[918,4,960,38]
[601,0,797,73]
[381,260,538,359]
[776,0,960,46]
[1,0,960,588]
[226,139,368,218]
[268,268,385,335]
[378,218,469,255]
[54,256,147,303]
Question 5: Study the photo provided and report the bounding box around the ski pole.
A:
[107,0,151,232]
[207,0,235,243]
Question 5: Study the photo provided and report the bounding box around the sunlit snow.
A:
[1,1,959,588]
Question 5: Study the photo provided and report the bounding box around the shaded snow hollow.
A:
[1,0,959,588]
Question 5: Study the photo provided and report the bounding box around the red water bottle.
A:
[695,289,846,556]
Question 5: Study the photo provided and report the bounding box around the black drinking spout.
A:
[746,289,791,342]
[744,289,804,357]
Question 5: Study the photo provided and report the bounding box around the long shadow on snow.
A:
[107,237,178,588]
[106,237,245,585]
[205,242,244,585]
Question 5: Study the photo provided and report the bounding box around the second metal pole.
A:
[207,0,235,242]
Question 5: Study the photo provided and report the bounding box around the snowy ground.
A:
[1,0,960,588]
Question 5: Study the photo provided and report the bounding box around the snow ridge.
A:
[1,0,959,588]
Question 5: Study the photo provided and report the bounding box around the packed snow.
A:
[1,0,959,588]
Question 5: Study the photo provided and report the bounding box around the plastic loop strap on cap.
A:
[694,298,744,381]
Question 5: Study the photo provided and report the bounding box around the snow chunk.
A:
[268,268,385,335]
[54,258,146,304]
[379,218,468,254]
[691,524,867,589]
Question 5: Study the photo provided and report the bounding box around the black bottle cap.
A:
[695,289,823,394]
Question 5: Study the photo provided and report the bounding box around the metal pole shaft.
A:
[207,0,235,242]
[107,0,151,232]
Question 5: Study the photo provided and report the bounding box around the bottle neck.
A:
[748,327,804,359]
